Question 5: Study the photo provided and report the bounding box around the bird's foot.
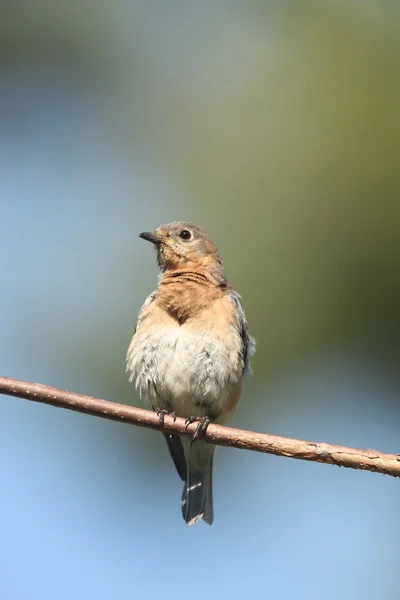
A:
[154,408,177,427]
[185,416,212,446]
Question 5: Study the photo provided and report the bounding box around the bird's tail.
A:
[181,452,214,526]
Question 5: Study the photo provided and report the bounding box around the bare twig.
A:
[1,376,399,477]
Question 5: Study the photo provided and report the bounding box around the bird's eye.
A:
[179,229,192,240]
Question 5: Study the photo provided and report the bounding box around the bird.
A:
[126,221,255,525]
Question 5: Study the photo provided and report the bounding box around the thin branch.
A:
[1,376,399,478]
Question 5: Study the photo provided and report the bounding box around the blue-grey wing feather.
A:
[228,291,256,376]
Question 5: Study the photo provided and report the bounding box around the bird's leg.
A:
[185,416,212,446]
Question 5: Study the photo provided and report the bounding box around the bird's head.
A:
[139,221,225,281]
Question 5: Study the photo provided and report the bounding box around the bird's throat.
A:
[157,270,223,324]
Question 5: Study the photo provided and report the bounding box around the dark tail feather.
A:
[181,457,214,526]
[163,433,186,481]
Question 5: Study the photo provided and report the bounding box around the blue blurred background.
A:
[1,2,400,599]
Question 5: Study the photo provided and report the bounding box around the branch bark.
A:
[1,376,399,477]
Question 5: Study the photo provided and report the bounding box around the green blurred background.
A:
[1,2,400,599]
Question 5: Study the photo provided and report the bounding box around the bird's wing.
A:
[133,290,157,335]
[228,291,256,376]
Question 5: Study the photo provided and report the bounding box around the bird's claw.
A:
[155,408,168,427]
[155,408,177,427]
[185,416,212,446]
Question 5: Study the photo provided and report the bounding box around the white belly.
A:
[127,325,243,419]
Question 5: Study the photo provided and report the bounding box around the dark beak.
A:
[139,231,161,245]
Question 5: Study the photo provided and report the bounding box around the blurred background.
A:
[1,1,400,598]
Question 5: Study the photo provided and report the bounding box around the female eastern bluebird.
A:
[126,222,255,525]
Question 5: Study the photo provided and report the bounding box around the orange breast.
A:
[156,270,225,324]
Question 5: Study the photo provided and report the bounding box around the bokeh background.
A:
[1,2,400,599]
